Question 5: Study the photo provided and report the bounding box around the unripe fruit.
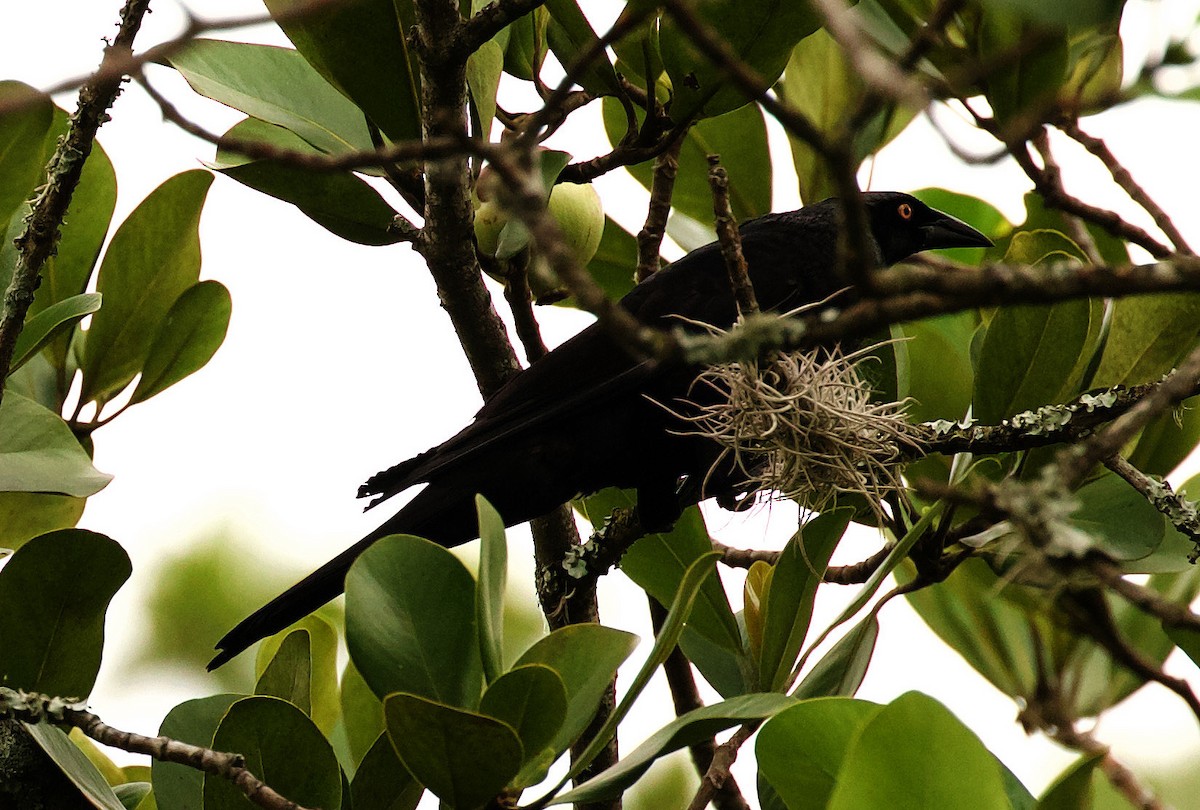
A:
[473,199,509,257]
[547,182,603,266]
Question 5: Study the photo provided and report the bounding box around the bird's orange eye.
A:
[898,203,913,220]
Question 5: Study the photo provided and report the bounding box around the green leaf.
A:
[554,693,795,804]
[0,392,111,496]
[794,613,880,699]
[251,613,339,737]
[0,529,130,696]
[976,0,1123,29]
[340,658,384,769]
[79,170,213,406]
[977,13,1069,125]
[113,781,151,810]
[21,723,125,810]
[1092,293,1200,388]
[828,691,1010,809]
[0,491,85,551]
[756,696,882,808]
[759,510,851,691]
[213,118,403,245]
[345,534,482,708]
[585,491,743,657]
[0,81,52,224]
[503,6,549,81]
[546,553,722,798]
[475,495,507,685]
[254,628,313,715]
[1036,752,1105,809]
[264,0,421,142]
[897,312,977,423]
[1070,472,1164,561]
[151,694,242,810]
[128,280,230,405]
[9,293,102,375]
[480,664,567,786]
[544,0,622,97]
[350,732,424,810]
[602,100,772,224]
[468,40,505,137]
[514,623,638,757]
[781,27,917,202]
[167,39,373,153]
[660,0,821,120]
[973,294,1097,423]
[900,557,1041,701]
[203,696,342,810]
[1165,621,1200,670]
[384,692,523,808]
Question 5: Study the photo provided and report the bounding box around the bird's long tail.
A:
[207,484,477,670]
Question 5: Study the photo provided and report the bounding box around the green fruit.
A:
[473,199,509,257]
[547,182,604,265]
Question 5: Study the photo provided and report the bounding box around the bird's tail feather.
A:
[207,484,475,670]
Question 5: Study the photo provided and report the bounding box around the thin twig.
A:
[636,135,684,282]
[1031,130,1103,266]
[1059,119,1195,256]
[1105,455,1200,562]
[707,156,759,317]
[685,723,759,810]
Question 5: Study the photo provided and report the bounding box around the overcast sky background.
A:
[3,0,1200,803]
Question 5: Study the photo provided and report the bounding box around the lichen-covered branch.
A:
[0,0,153,403]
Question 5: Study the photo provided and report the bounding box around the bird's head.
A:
[861,192,993,266]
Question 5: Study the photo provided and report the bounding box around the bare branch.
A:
[636,136,684,282]
[707,156,759,317]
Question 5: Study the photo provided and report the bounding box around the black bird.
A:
[209,192,990,669]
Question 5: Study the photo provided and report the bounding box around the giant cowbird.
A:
[208,192,990,669]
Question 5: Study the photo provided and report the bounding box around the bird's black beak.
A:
[919,212,993,251]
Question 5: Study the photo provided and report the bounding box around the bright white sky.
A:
[3,0,1200,803]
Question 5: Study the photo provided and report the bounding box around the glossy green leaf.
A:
[759,510,852,691]
[129,280,230,405]
[554,692,795,804]
[1126,395,1200,479]
[828,691,1010,809]
[1071,472,1164,561]
[660,0,820,120]
[203,696,341,810]
[468,39,504,137]
[113,781,151,810]
[1092,293,1200,388]
[1036,752,1104,809]
[973,294,1096,423]
[167,39,374,153]
[384,692,522,808]
[897,312,976,423]
[340,657,385,769]
[0,81,52,224]
[901,558,1041,701]
[794,613,879,699]
[0,392,111,496]
[1061,33,1123,113]
[602,99,772,224]
[977,13,1069,125]
[0,530,129,696]
[503,6,549,81]
[79,170,213,406]
[550,553,722,796]
[345,534,482,708]
[475,495,507,685]
[213,118,402,245]
[9,293,102,375]
[585,490,743,657]
[21,723,125,810]
[544,0,622,97]
[0,491,85,551]
[264,0,421,142]
[514,623,638,756]
[254,629,313,715]
[151,694,242,810]
[1165,621,1200,670]
[350,732,423,810]
[781,27,917,202]
[757,696,882,808]
[480,664,567,785]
